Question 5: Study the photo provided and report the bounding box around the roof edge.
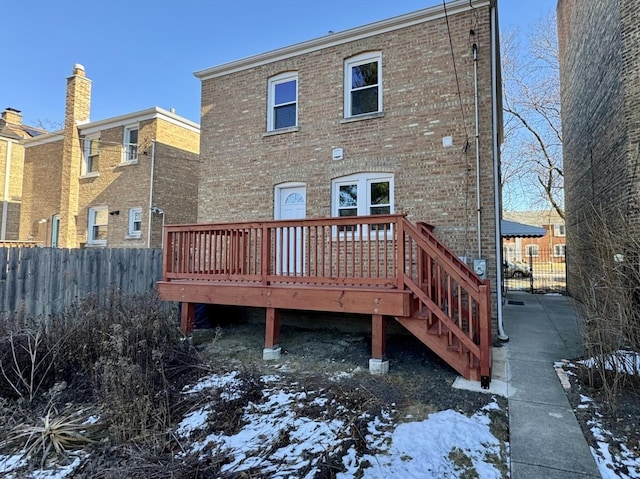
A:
[194,0,491,81]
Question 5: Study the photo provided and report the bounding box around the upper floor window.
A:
[123,126,138,163]
[344,52,382,118]
[268,73,298,131]
[82,136,99,175]
[554,224,566,237]
[88,206,108,245]
[128,207,142,238]
[332,173,393,233]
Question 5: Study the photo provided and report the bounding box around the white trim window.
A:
[268,72,298,131]
[332,173,393,233]
[88,206,108,245]
[123,125,139,163]
[525,244,539,257]
[344,52,382,118]
[128,207,142,238]
[554,244,566,257]
[553,224,566,237]
[82,136,99,175]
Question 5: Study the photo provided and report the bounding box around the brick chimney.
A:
[58,63,92,247]
[0,108,23,127]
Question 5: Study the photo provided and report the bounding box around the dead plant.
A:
[573,207,640,411]
[0,406,107,468]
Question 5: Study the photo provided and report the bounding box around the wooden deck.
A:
[157,214,492,387]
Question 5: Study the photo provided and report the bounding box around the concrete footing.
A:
[262,346,282,360]
[369,358,389,374]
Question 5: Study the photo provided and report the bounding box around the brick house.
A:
[158,0,505,382]
[194,0,503,302]
[19,65,200,248]
[502,210,566,263]
[0,108,45,242]
[557,0,640,294]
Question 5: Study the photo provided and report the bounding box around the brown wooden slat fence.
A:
[0,247,163,317]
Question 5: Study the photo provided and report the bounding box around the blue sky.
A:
[1,0,556,127]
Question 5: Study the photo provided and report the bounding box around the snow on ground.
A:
[583,397,640,479]
[175,373,507,478]
[572,351,640,479]
[580,350,640,376]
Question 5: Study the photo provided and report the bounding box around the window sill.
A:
[263,126,299,137]
[79,172,99,179]
[341,111,385,124]
[117,159,139,168]
[86,242,107,248]
[125,235,142,240]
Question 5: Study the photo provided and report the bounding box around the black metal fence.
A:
[503,247,566,294]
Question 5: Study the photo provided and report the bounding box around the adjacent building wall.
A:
[558,0,640,295]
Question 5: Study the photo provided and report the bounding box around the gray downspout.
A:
[2,140,13,240]
[147,140,156,248]
[491,1,508,341]
[473,43,482,259]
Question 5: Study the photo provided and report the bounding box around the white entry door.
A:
[276,185,306,274]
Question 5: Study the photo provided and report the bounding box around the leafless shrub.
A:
[0,290,204,455]
[573,208,640,410]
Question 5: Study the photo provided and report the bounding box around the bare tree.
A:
[501,13,564,219]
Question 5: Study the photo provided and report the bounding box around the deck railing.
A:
[163,214,403,288]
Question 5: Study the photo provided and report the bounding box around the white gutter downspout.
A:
[491,2,508,341]
[473,43,482,259]
[147,140,156,248]
[1,140,13,241]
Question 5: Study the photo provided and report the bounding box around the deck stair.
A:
[396,220,491,387]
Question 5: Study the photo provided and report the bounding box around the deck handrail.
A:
[400,217,492,384]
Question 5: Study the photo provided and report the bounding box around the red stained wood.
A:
[180,302,195,335]
[371,314,386,359]
[265,307,281,348]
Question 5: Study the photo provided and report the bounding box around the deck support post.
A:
[180,302,195,335]
[263,307,281,360]
[369,314,389,374]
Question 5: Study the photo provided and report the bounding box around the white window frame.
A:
[344,52,383,119]
[525,244,539,257]
[123,125,139,163]
[331,172,393,236]
[553,224,566,237]
[88,206,108,246]
[81,135,100,176]
[554,244,566,257]
[267,72,298,132]
[128,207,142,238]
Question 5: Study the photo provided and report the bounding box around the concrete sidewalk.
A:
[503,291,601,478]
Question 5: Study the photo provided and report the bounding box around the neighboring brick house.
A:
[557,0,640,294]
[194,0,504,314]
[0,108,45,242]
[19,65,200,248]
[502,210,566,263]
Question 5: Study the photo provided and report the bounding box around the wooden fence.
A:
[0,247,163,317]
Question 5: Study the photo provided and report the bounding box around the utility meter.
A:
[473,259,487,279]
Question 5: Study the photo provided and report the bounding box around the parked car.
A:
[504,260,531,279]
